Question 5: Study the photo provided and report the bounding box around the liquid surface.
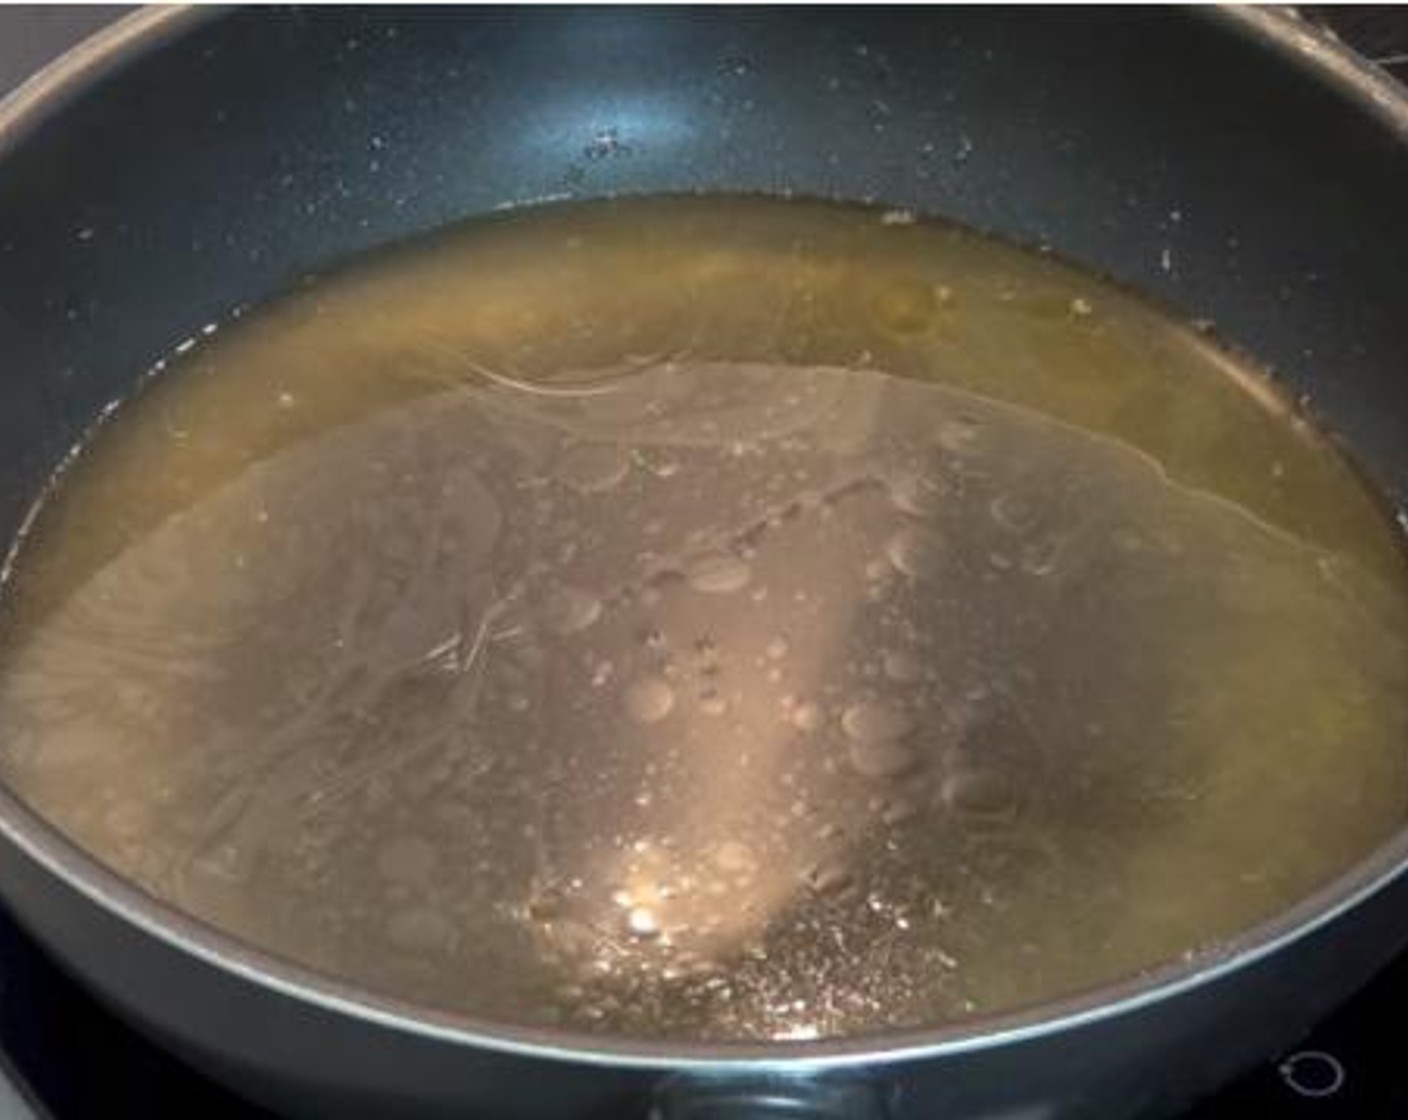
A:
[2,196,1408,1043]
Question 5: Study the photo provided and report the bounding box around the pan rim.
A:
[1,1,1407,1072]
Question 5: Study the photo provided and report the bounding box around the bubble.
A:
[556,443,631,493]
[842,701,914,743]
[376,835,437,882]
[540,585,603,635]
[687,554,752,594]
[624,675,676,723]
[885,525,943,578]
[765,637,790,660]
[627,907,661,938]
[775,1022,822,1041]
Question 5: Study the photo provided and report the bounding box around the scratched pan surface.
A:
[1,7,1408,1120]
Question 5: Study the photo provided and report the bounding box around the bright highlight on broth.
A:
[1,195,1406,1043]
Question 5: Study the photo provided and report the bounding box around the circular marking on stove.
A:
[1278,1049,1346,1099]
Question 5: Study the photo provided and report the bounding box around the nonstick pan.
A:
[2,7,1408,1119]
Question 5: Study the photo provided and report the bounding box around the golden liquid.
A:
[2,195,1407,1043]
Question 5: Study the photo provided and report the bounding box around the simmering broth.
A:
[2,196,1406,1041]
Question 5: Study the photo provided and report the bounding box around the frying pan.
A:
[1,6,1408,1118]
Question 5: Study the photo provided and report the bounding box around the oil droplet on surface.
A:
[935,417,981,454]
[882,650,926,683]
[555,443,631,493]
[698,690,729,717]
[686,553,752,594]
[791,702,823,733]
[842,701,914,744]
[885,524,943,578]
[805,860,854,896]
[942,769,1018,820]
[888,469,944,517]
[843,701,919,778]
[864,558,893,582]
[881,797,919,825]
[849,738,919,780]
[1020,537,1063,576]
[540,585,603,635]
[990,492,1039,533]
[623,675,676,724]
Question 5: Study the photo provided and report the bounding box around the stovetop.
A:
[5,876,1408,1120]
[2,7,1407,1119]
